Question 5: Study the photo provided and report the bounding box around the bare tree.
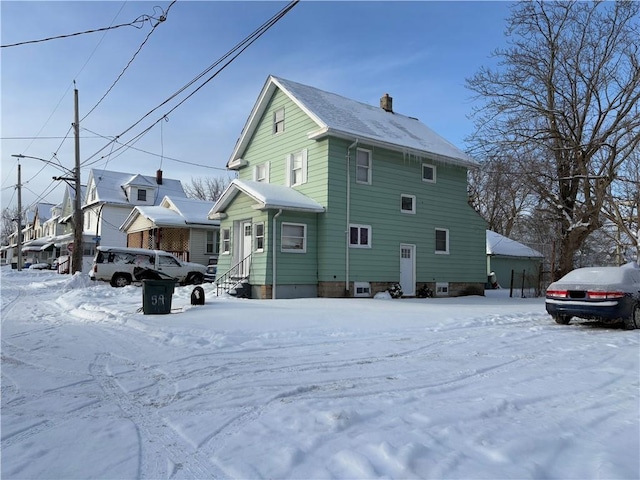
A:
[1,206,20,245]
[468,154,535,237]
[467,1,640,279]
[183,175,233,202]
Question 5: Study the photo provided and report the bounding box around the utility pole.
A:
[72,86,83,274]
[16,161,22,271]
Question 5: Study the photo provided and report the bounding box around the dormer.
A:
[123,174,157,206]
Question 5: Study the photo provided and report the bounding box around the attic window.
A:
[422,163,436,183]
[137,189,147,201]
[273,108,285,134]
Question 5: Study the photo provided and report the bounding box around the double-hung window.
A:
[254,223,265,252]
[273,108,285,134]
[349,224,371,248]
[281,223,306,252]
[221,228,230,254]
[205,231,216,255]
[435,228,449,254]
[286,149,308,187]
[137,189,147,201]
[356,148,372,184]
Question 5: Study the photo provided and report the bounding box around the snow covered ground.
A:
[1,267,638,479]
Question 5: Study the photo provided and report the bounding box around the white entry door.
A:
[240,222,252,276]
[399,244,416,296]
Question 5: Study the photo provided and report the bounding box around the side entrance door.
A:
[399,244,416,296]
[240,221,252,277]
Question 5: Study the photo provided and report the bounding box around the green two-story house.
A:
[209,76,487,299]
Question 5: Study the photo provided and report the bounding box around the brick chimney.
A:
[156,169,163,185]
[380,93,393,113]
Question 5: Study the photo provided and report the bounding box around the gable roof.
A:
[486,230,543,258]
[121,196,219,231]
[228,75,475,168]
[209,179,325,217]
[86,169,185,206]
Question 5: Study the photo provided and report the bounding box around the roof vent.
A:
[156,169,163,185]
[380,93,393,113]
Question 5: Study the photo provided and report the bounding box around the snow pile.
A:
[2,268,639,479]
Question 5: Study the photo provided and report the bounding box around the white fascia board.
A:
[228,158,248,170]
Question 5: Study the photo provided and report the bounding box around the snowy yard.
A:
[1,267,638,479]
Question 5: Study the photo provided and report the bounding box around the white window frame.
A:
[273,107,285,134]
[205,230,216,255]
[435,228,449,254]
[401,194,416,214]
[286,149,308,187]
[356,148,372,185]
[253,162,270,183]
[221,228,230,254]
[254,222,265,252]
[349,224,371,248]
[422,163,436,183]
[281,222,306,253]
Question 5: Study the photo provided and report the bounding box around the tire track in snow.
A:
[89,352,227,479]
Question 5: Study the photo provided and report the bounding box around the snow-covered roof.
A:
[209,179,325,217]
[163,196,217,225]
[86,169,185,206]
[121,196,219,231]
[486,230,543,258]
[228,75,475,168]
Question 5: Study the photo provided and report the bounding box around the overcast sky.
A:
[1,1,513,213]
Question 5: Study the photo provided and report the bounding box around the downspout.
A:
[346,139,358,294]
[272,209,283,299]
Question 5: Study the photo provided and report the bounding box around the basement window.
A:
[354,282,371,297]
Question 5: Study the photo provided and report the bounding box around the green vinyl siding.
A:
[238,90,329,206]
[319,138,486,285]
[220,84,486,293]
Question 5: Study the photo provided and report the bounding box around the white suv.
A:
[89,246,207,287]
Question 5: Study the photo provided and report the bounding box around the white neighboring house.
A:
[120,195,220,266]
[83,169,186,253]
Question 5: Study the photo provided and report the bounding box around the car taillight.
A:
[587,291,625,299]
[546,290,568,298]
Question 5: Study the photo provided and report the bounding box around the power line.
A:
[82,0,300,168]
[1,13,161,48]
[80,127,228,171]
[81,1,177,122]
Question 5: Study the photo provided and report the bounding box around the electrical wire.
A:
[81,1,177,122]
[1,13,160,48]
[81,0,299,168]
[81,127,228,171]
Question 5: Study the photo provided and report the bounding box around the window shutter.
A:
[301,149,308,184]
[265,161,270,183]
[252,165,257,181]
[285,154,293,187]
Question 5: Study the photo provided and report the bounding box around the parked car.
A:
[204,264,217,283]
[89,246,207,287]
[545,262,640,329]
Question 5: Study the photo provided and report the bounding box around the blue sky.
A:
[1,1,513,213]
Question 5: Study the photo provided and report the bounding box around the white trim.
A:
[422,163,437,183]
[254,222,265,252]
[349,224,371,248]
[281,222,306,253]
[355,148,372,185]
[435,228,449,254]
[401,194,416,214]
[221,228,231,254]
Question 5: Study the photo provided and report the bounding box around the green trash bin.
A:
[142,279,176,315]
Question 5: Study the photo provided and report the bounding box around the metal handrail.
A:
[214,253,252,296]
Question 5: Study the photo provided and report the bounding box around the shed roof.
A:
[486,230,543,258]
